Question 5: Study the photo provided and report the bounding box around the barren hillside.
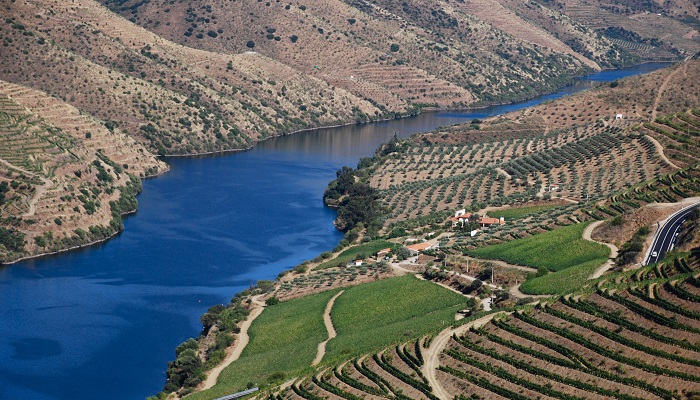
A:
[100,0,630,106]
[1,0,389,156]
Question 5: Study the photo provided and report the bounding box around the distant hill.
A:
[0,0,698,262]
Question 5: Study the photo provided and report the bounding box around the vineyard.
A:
[580,165,700,222]
[0,81,164,262]
[640,110,700,168]
[250,251,700,400]
[368,115,672,249]
[274,339,437,400]
[437,253,700,400]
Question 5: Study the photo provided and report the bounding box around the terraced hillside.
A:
[435,256,700,400]
[0,80,165,263]
[1,0,384,156]
[557,0,700,60]
[326,61,700,250]
[102,0,601,108]
[257,251,700,400]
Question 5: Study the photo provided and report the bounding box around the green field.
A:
[519,258,607,295]
[488,204,561,220]
[187,289,339,399]
[467,222,610,272]
[315,240,397,270]
[325,274,466,360]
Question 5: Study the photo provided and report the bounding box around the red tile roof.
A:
[406,242,433,252]
[479,217,505,225]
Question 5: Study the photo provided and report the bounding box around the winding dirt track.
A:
[422,313,509,400]
[200,295,266,391]
[312,290,344,366]
[0,157,52,217]
[651,61,686,120]
[644,134,681,170]
[582,220,619,279]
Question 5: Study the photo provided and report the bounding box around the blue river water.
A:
[0,63,670,400]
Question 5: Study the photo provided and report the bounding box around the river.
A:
[0,63,670,400]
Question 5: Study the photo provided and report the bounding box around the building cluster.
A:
[448,209,505,228]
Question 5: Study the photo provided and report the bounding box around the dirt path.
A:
[582,221,619,279]
[461,255,537,273]
[0,157,52,217]
[651,62,684,120]
[312,290,344,366]
[509,284,552,299]
[200,295,266,391]
[495,167,512,180]
[416,273,475,301]
[645,134,681,169]
[422,313,508,400]
[24,176,51,217]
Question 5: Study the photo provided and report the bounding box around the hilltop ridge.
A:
[1,0,698,261]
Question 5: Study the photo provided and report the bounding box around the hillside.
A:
[1,0,382,156]
[160,237,700,399]
[282,252,700,400]
[0,0,698,262]
[145,58,700,400]
[103,0,700,105]
[0,80,166,263]
[324,60,700,245]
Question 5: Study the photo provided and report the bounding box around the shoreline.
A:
[1,61,675,266]
[1,208,138,266]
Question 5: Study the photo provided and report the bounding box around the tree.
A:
[256,280,275,293]
[390,43,400,52]
[246,40,255,49]
[396,246,412,260]
[470,279,483,291]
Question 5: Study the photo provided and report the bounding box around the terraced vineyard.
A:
[438,255,700,400]
[261,252,700,400]
[581,165,700,222]
[0,81,165,262]
[276,339,436,400]
[641,109,700,168]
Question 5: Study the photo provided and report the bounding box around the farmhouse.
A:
[406,241,437,254]
[449,212,473,227]
[478,216,506,227]
[376,248,391,258]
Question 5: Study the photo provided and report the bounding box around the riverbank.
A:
[0,62,677,400]
[2,62,675,267]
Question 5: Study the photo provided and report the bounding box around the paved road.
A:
[645,202,699,265]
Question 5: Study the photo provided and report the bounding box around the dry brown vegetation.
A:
[0,0,697,262]
[0,80,165,262]
[99,0,675,112]
[353,61,700,252]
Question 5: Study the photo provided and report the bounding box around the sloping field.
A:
[467,222,610,272]
[0,80,163,262]
[271,252,700,400]
[188,275,466,399]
